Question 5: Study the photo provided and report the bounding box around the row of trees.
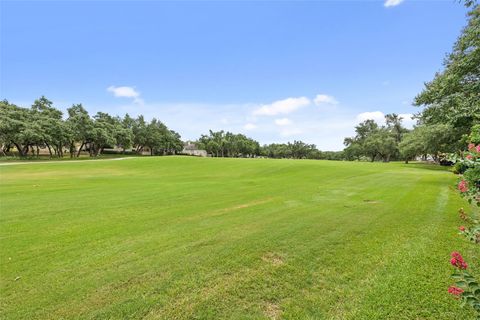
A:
[260,141,343,160]
[197,130,260,158]
[196,131,344,160]
[0,97,183,157]
[0,98,346,161]
[343,115,461,163]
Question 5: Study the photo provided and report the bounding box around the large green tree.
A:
[398,124,458,163]
[66,104,94,157]
[414,2,480,138]
[1,97,183,158]
[343,115,408,162]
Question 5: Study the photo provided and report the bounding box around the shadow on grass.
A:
[399,162,452,172]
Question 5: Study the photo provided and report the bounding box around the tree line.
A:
[0,97,183,157]
[0,98,345,160]
[196,130,344,160]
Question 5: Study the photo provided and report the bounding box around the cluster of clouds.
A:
[106,85,416,150]
[246,94,340,133]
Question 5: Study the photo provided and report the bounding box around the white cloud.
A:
[253,97,310,116]
[384,0,404,7]
[398,113,417,129]
[314,94,338,106]
[356,111,386,124]
[244,123,257,130]
[107,86,143,104]
[274,118,292,126]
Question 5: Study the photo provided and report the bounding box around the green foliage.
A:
[414,3,480,140]
[198,130,260,157]
[453,161,470,174]
[344,114,410,162]
[399,124,459,163]
[450,139,480,317]
[261,141,317,159]
[451,270,480,314]
[470,124,480,144]
[1,97,183,158]
[452,141,480,205]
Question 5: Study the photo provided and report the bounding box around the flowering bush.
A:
[449,129,480,317]
[459,224,480,244]
[449,252,480,313]
[451,251,469,269]
[451,142,480,206]
[457,208,480,244]
[450,133,480,244]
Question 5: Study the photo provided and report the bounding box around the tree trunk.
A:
[77,142,85,157]
[45,142,53,157]
[69,142,75,158]
[89,143,94,157]
[12,142,25,157]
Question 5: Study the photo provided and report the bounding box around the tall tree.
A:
[66,104,94,157]
[414,2,480,138]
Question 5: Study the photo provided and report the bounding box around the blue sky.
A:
[0,0,469,150]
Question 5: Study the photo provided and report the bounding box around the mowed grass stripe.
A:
[0,157,477,319]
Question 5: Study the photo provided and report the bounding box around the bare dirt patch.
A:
[261,252,285,266]
[264,302,282,320]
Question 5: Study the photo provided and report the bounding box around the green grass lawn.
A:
[0,157,478,319]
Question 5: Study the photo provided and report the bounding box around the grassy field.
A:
[0,157,478,319]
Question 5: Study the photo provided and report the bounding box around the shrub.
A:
[453,162,470,174]
[449,131,480,317]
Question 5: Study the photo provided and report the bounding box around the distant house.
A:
[182,142,208,157]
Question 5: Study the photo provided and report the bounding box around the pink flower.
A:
[450,252,468,269]
[468,143,475,151]
[458,180,468,193]
[459,226,466,232]
[448,286,464,297]
[477,145,480,153]
[466,154,473,160]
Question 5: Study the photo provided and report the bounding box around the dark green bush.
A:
[453,161,470,174]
